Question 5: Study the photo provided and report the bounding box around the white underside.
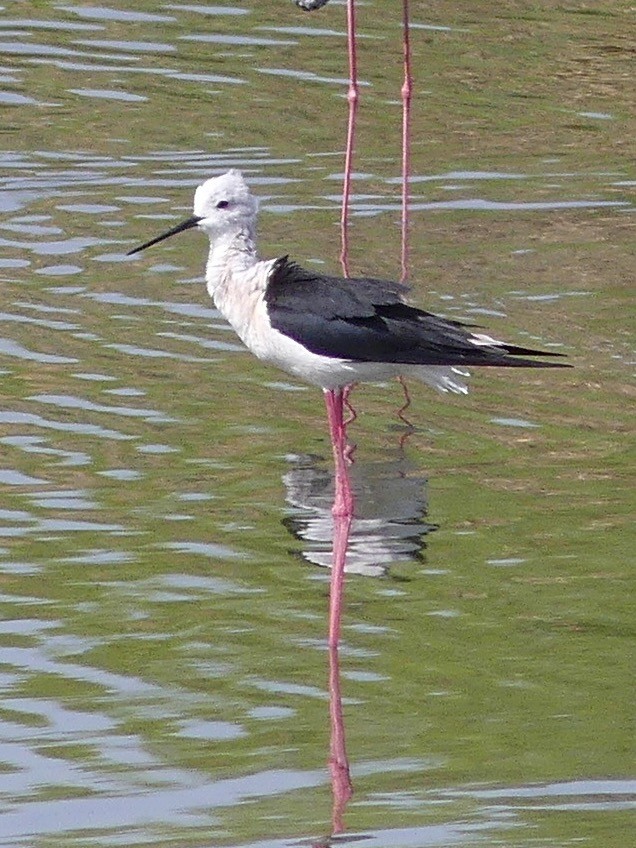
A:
[228,291,469,394]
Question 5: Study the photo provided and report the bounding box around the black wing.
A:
[265,257,568,368]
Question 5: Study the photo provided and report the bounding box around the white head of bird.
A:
[126,169,259,262]
[193,169,259,242]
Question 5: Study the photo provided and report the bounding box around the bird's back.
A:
[264,257,568,369]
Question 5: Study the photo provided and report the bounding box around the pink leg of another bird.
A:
[339,0,358,278]
[400,0,412,284]
[396,0,414,432]
[323,387,354,649]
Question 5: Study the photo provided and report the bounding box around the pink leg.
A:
[339,0,358,278]
[323,388,354,649]
[324,388,354,518]
[342,383,358,463]
[396,374,415,449]
[342,383,357,428]
[400,0,412,284]
[397,374,413,424]
[328,642,353,832]
[329,503,351,649]
[397,0,414,434]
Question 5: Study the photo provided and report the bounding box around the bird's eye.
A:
[216,200,229,209]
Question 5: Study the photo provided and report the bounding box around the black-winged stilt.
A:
[127,170,568,648]
[127,169,567,486]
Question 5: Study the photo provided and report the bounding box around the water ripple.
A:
[0,338,77,364]
[0,6,630,846]
[0,411,135,441]
[28,394,175,423]
[57,6,175,24]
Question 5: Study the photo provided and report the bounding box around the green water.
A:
[0,1,633,846]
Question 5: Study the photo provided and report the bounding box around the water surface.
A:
[0,1,633,846]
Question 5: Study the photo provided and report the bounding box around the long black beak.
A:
[126,214,203,256]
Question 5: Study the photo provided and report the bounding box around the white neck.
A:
[205,229,258,293]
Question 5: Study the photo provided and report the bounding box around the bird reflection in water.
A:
[283,447,436,837]
[282,451,436,577]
